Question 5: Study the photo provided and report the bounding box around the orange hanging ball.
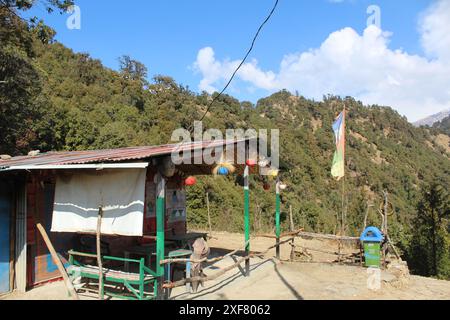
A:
[185,176,197,186]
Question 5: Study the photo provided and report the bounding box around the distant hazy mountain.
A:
[414,110,450,127]
[433,115,450,136]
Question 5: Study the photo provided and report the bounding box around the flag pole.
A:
[341,175,346,236]
[341,106,347,236]
[337,106,346,263]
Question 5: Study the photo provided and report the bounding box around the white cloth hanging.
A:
[51,168,146,236]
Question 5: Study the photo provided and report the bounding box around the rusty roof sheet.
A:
[0,139,249,169]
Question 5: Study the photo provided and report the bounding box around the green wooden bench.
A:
[67,250,158,300]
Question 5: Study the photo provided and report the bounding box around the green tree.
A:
[408,183,450,279]
[0,1,74,154]
[0,0,73,13]
[0,7,41,154]
[119,55,148,83]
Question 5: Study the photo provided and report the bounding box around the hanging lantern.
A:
[184,176,197,186]
[213,162,235,176]
[279,183,288,191]
[269,169,279,177]
[217,167,229,176]
[246,159,257,167]
[258,157,270,168]
[267,169,279,181]
[263,182,271,191]
[213,151,236,176]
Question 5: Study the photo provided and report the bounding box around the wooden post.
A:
[382,191,389,266]
[275,179,281,260]
[36,223,79,300]
[244,165,250,277]
[337,106,347,263]
[155,173,166,299]
[383,191,389,237]
[289,205,295,262]
[206,191,212,237]
[96,207,104,300]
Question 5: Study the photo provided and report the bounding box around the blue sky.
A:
[22,0,450,121]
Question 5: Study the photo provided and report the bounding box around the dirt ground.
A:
[2,231,450,300]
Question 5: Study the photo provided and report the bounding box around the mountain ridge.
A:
[413,109,450,127]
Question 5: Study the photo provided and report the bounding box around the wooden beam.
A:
[68,250,97,259]
[296,231,359,242]
[36,223,79,300]
[163,237,295,289]
[96,207,104,300]
[160,239,251,265]
[255,229,304,239]
[289,205,295,262]
[206,192,212,237]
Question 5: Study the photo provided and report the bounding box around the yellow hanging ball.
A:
[267,169,279,178]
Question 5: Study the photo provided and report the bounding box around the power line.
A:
[196,0,280,125]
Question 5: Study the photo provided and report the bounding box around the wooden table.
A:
[123,241,175,272]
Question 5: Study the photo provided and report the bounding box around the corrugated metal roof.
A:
[0,139,249,169]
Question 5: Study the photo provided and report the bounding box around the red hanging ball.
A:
[263,183,271,191]
[246,159,257,167]
[185,176,197,186]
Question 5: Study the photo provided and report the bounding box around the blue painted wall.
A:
[0,182,11,294]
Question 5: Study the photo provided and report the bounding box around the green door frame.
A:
[155,173,166,299]
[275,179,281,259]
[244,165,250,276]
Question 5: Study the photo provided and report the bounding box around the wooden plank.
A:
[206,192,212,237]
[160,239,251,265]
[68,250,97,259]
[36,223,79,300]
[289,205,295,262]
[163,237,295,289]
[296,231,359,242]
[255,229,303,239]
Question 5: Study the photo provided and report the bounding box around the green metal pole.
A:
[155,173,166,299]
[244,165,250,276]
[276,180,281,259]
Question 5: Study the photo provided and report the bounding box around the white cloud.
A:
[193,47,277,93]
[192,0,450,122]
[420,0,450,62]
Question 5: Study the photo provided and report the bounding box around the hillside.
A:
[27,40,450,237]
[1,9,449,279]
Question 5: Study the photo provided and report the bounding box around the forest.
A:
[0,1,449,279]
